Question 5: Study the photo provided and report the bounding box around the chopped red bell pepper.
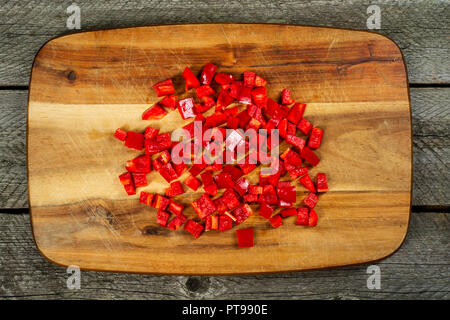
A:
[287,103,306,124]
[124,131,144,150]
[281,88,295,105]
[280,208,297,217]
[213,197,228,214]
[297,118,312,135]
[243,194,258,203]
[233,203,253,224]
[222,165,243,181]
[158,163,178,182]
[222,82,242,99]
[167,214,187,230]
[296,207,309,225]
[144,139,159,155]
[269,214,282,228]
[316,173,328,193]
[168,200,184,216]
[152,158,164,171]
[308,127,324,149]
[114,128,127,141]
[156,210,170,227]
[142,104,167,120]
[152,79,175,97]
[200,63,217,85]
[184,173,201,191]
[287,121,296,136]
[303,192,318,209]
[234,177,250,196]
[308,209,318,226]
[214,172,235,189]
[288,167,308,180]
[189,163,206,176]
[276,183,296,203]
[205,215,218,231]
[259,203,274,219]
[300,147,320,166]
[166,181,185,197]
[177,97,196,120]
[236,228,254,247]
[139,191,154,206]
[126,155,151,173]
[222,189,241,210]
[248,185,262,195]
[159,95,177,110]
[184,219,204,239]
[172,161,187,177]
[195,85,215,98]
[239,87,252,105]
[152,194,170,211]
[254,75,267,87]
[277,118,288,139]
[144,127,159,140]
[261,184,278,205]
[218,214,233,231]
[214,73,234,85]
[132,172,148,187]
[227,116,239,129]
[122,184,136,195]
[156,133,172,151]
[182,67,200,91]
[205,112,227,127]
[299,174,316,193]
[191,193,216,219]
[286,135,306,150]
[243,71,256,88]
[251,87,267,107]
[158,150,171,164]
[119,172,133,185]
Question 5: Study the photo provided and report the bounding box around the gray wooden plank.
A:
[0,211,448,299]
[0,0,448,86]
[1,88,448,209]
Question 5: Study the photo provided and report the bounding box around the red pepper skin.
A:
[299,174,316,193]
[251,87,267,107]
[166,181,185,197]
[144,127,159,140]
[224,106,239,116]
[287,103,306,124]
[308,209,318,226]
[156,210,170,227]
[218,214,233,231]
[132,173,148,187]
[277,118,288,139]
[259,203,274,219]
[189,163,206,176]
[214,197,228,214]
[222,82,243,99]
[214,73,234,85]
[144,139,159,155]
[205,112,227,127]
[172,161,188,177]
[184,173,202,191]
[276,183,296,203]
[286,135,306,150]
[239,87,253,105]
[200,172,214,186]
[205,215,219,231]
[142,104,167,120]
[203,183,218,196]
[234,177,250,196]
[296,207,309,225]
[287,121,297,136]
[123,184,136,195]
[152,158,164,171]
[177,97,196,120]
[158,150,171,164]
[261,184,278,205]
[233,204,253,225]
[254,75,267,87]
[202,95,216,108]
[227,116,239,130]
[152,194,170,210]
[114,128,127,141]
[297,118,312,135]
[124,131,144,150]
[168,200,184,216]
[222,189,241,210]
[152,79,175,97]
[160,95,177,110]
[184,220,204,239]
[308,127,324,149]
[248,185,263,195]
[126,154,151,173]
[264,98,278,117]
[214,172,235,190]
[300,147,320,166]
[304,192,318,209]
[200,63,217,85]
[139,191,154,206]
[158,163,178,182]
[280,208,297,217]
[288,167,308,180]
[285,149,303,166]
[243,194,258,203]
[222,165,243,181]
[156,133,172,151]
[269,214,283,228]
[281,88,295,105]
[316,173,329,193]
[191,194,217,219]
[244,71,256,88]
[119,172,133,185]
[195,85,215,98]
[167,214,187,230]
[237,110,251,128]
[236,228,254,247]
[182,67,200,90]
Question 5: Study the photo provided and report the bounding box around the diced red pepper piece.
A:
[166,181,185,197]
[222,165,243,181]
[189,163,206,176]
[205,112,227,127]
[308,209,318,226]
[286,103,306,124]
[119,172,133,186]
[308,127,324,149]
[200,63,217,85]
[251,87,267,107]
[114,128,127,141]
[300,147,320,166]
[269,214,282,228]
[281,88,295,105]
[158,163,178,182]
[123,184,136,195]
[223,211,237,222]
[214,172,235,189]
[261,184,278,205]
[287,122,297,136]
[204,162,222,172]
[152,157,164,171]
[172,161,188,177]
[152,194,170,210]
[288,167,308,179]
[144,139,159,155]
[259,203,274,219]
[234,177,250,196]
[239,87,252,105]
[142,104,167,120]
[264,98,278,117]
[222,189,241,210]
[304,192,318,209]
[132,173,148,187]
[191,194,216,219]
[184,220,204,239]
[205,215,219,231]
[236,228,254,247]
[276,183,296,203]
[299,174,316,193]
[218,214,233,231]
[214,90,234,112]
[243,194,258,203]
[203,183,218,196]
[156,210,170,227]
[286,135,306,150]
[243,71,256,88]
[214,73,234,85]
[158,150,171,164]
[195,85,215,98]
[224,106,239,117]
[124,131,145,150]
[167,214,187,230]
[280,208,297,217]
[203,95,216,108]
[296,207,309,225]
[233,203,253,225]
[152,79,175,97]
[222,82,242,99]
[297,118,312,135]
[177,97,196,120]
[254,75,267,87]
[168,200,184,216]
[277,118,288,139]
[315,173,328,194]
[184,173,201,191]
[144,127,160,140]
[214,197,228,214]
[159,95,177,110]
[139,191,154,206]
[236,110,251,128]
[182,67,200,90]
[249,185,263,195]
[285,149,303,166]
[227,116,239,129]
[200,172,214,186]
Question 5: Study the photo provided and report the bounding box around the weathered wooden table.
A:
[0,1,448,299]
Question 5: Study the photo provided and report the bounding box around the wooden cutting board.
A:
[28,24,411,274]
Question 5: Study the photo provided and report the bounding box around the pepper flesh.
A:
[236,228,254,247]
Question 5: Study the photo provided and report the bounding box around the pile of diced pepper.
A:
[114,63,328,248]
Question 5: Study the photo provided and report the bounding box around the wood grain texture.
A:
[27,24,411,274]
[1,88,447,209]
[0,0,448,86]
[0,212,448,299]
